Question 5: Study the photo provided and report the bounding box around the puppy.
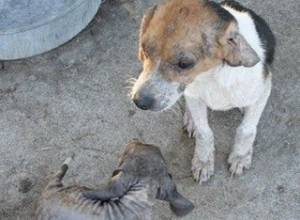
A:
[131,0,275,183]
[35,140,194,220]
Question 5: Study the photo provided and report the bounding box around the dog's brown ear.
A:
[219,22,260,67]
[139,5,157,60]
[140,5,158,38]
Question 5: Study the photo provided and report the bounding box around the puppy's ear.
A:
[139,5,157,60]
[157,175,194,216]
[168,189,194,217]
[83,171,130,201]
[219,22,260,67]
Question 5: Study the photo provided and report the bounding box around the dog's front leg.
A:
[228,79,271,176]
[184,96,214,183]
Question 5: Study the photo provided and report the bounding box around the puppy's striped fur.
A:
[35,140,194,219]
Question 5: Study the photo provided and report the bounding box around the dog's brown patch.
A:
[138,0,234,84]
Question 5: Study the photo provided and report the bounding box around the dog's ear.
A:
[168,190,194,217]
[218,22,260,67]
[157,174,194,216]
[140,5,158,38]
[139,5,157,60]
[83,171,129,201]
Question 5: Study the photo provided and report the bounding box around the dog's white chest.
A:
[184,65,265,110]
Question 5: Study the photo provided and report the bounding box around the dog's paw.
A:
[183,109,195,138]
[192,152,214,183]
[228,152,252,176]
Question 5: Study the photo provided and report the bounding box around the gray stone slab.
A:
[0,0,102,60]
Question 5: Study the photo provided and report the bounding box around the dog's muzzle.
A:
[131,72,184,112]
[132,82,182,112]
[132,93,155,111]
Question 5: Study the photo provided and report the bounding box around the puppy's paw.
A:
[192,152,214,183]
[183,109,195,138]
[228,152,252,176]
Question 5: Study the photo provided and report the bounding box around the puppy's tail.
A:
[46,154,74,189]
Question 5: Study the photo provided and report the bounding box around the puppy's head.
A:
[119,139,194,216]
[131,0,260,111]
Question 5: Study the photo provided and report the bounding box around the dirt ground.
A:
[0,0,299,219]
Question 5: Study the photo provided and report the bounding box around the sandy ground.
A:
[0,0,299,219]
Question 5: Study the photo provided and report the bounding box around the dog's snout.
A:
[133,93,155,110]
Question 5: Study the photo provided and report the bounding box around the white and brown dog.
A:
[131,0,275,183]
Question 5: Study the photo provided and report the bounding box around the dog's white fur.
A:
[183,6,271,182]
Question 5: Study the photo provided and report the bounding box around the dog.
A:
[131,0,275,183]
[35,140,194,220]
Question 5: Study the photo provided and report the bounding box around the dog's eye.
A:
[177,59,195,70]
[228,37,237,46]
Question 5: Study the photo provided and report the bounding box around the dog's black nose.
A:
[133,93,155,110]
